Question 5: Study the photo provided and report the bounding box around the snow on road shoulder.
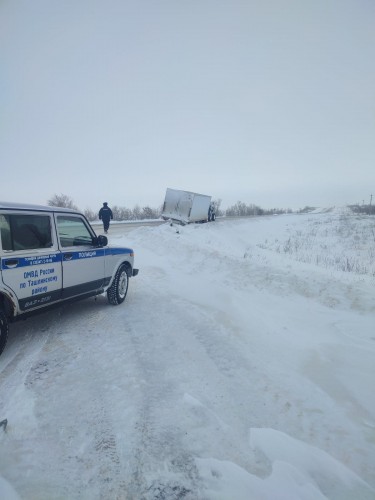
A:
[198,428,374,500]
[120,214,375,495]
[1,212,374,499]
[0,475,20,500]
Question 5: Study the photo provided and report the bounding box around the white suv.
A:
[0,202,139,356]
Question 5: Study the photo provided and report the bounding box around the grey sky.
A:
[1,0,374,211]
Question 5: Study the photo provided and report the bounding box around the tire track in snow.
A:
[124,265,278,495]
[1,299,129,499]
[47,300,126,499]
[122,300,203,500]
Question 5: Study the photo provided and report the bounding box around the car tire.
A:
[107,264,129,305]
[0,309,9,356]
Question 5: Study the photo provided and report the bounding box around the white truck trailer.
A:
[161,188,214,224]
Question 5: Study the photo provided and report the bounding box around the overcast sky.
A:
[1,0,374,211]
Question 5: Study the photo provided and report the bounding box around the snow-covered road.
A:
[1,211,374,499]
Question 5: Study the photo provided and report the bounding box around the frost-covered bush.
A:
[258,214,375,277]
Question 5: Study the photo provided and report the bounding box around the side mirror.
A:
[96,235,108,247]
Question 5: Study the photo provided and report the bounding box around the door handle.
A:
[63,253,73,261]
[4,259,19,268]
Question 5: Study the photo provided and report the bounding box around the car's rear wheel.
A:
[107,264,129,305]
[0,309,9,356]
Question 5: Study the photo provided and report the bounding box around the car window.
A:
[56,216,94,248]
[0,214,53,251]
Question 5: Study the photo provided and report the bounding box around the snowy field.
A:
[0,209,374,499]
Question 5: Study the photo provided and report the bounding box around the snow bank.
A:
[197,428,375,500]
[0,475,20,500]
[1,212,374,498]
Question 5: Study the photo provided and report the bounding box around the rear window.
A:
[0,214,53,251]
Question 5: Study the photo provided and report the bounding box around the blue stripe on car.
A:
[1,253,62,269]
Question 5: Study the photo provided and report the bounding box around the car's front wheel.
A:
[0,308,9,356]
[107,264,129,305]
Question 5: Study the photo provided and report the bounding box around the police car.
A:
[0,202,139,356]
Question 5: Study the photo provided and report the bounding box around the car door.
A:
[0,211,63,312]
[55,214,105,299]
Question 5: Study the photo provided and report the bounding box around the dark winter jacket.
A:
[99,205,113,222]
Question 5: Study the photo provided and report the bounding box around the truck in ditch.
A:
[161,188,215,225]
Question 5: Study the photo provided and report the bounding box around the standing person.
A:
[208,203,216,222]
[99,202,113,234]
